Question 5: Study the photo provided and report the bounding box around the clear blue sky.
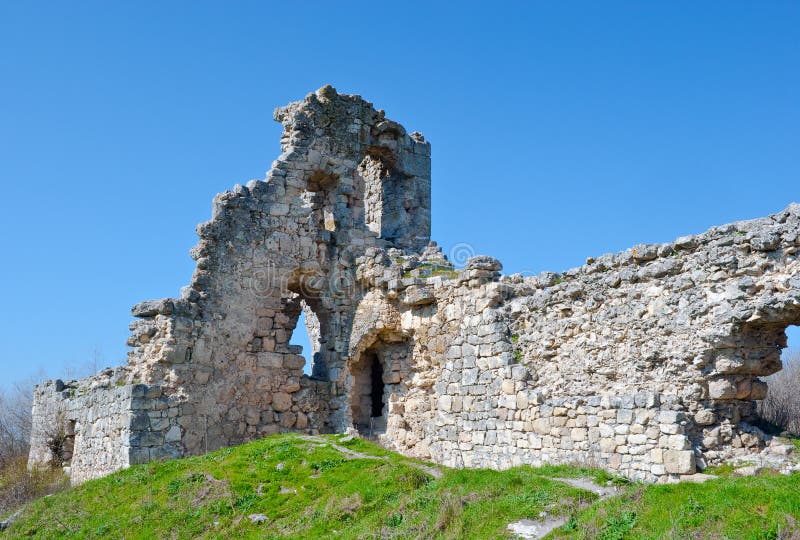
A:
[1,2,798,387]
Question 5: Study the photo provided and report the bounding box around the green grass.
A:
[3,434,593,539]
[549,473,800,540]
[5,434,799,539]
[403,263,458,280]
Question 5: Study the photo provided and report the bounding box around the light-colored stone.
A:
[27,87,800,488]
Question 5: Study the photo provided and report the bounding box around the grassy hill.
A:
[1,433,799,539]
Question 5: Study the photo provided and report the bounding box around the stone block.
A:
[694,409,716,426]
[272,392,292,412]
[438,395,452,412]
[668,435,690,450]
[165,425,182,443]
[664,450,696,474]
[599,437,616,453]
[532,418,551,434]
[571,428,587,442]
[131,412,150,431]
[708,378,737,400]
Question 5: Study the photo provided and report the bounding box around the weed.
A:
[601,510,637,540]
[385,512,403,527]
[310,458,345,472]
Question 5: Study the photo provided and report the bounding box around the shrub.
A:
[0,379,68,519]
[0,456,67,518]
[0,382,33,470]
[757,350,800,435]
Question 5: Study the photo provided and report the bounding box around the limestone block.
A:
[708,378,738,400]
[571,428,587,442]
[694,409,716,425]
[668,435,690,450]
[516,392,529,410]
[664,450,696,474]
[532,418,551,434]
[628,433,648,445]
[438,395,452,412]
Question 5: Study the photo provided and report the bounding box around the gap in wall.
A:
[757,325,800,436]
[289,311,313,376]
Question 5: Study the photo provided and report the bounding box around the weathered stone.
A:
[272,393,292,413]
[664,450,696,474]
[27,87,800,487]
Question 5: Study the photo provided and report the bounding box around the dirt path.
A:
[300,435,616,538]
[298,435,443,479]
[507,477,619,539]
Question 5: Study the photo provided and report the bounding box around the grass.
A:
[549,474,800,539]
[403,263,458,280]
[2,434,593,539]
[0,457,67,522]
[3,434,799,539]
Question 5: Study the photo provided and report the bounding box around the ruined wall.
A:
[28,367,185,483]
[352,206,800,481]
[31,86,433,483]
[29,86,799,484]
[30,370,131,483]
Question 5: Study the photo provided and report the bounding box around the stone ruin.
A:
[28,86,800,484]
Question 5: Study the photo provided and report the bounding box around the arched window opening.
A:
[285,292,329,381]
[757,325,800,436]
[289,310,313,376]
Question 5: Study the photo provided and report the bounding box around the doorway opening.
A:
[350,349,386,434]
[369,353,385,418]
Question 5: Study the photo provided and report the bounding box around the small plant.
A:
[44,417,69,468]
[386,512,404,527]
[233,492,260,511]
[310,458,345,472]
[562,517,579,531]
[0,456,68,518]
[601,510,637,540]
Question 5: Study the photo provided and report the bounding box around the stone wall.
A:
[352,206,800,481]
[29,86,799,484]
[29,369,132,483]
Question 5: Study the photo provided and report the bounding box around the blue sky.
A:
[1,2,798,387]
